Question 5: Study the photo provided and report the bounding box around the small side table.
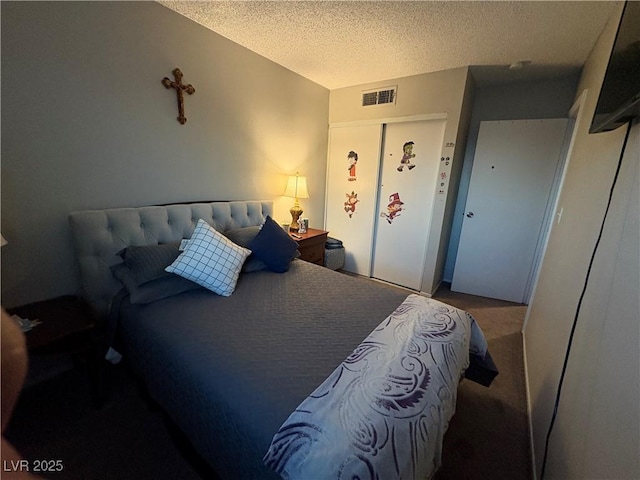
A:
[8,295,105,406]
[290,228,329,265]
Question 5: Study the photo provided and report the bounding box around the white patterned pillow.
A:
[165,219,250,297]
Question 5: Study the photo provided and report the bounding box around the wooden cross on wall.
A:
[162,68,195,125]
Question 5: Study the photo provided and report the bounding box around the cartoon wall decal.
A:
[397,141,416,172]
[347,150,358,181]
[380,192,404,224]
[344,191,359,218]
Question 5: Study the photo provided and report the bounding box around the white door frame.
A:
[523,91,587,324]
[523,118,577,302]
[328,113,447,129]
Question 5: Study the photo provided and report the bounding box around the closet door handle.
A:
[466,212,475,218]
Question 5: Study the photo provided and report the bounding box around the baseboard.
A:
[521,332,538,480]
[370,277,417,294]
[428,279,443,297]
[338,271,442,298]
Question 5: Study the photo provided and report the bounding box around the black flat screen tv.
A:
[590,1,640,134]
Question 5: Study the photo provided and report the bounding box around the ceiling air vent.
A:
[361,86,397,107]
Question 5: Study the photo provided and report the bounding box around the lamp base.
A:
[289,205,303,232]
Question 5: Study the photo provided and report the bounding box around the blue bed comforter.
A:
[112,260,494,479]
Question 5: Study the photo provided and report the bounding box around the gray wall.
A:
[443,75,580,282]
[1,1,329,307]
[525,2,639,477]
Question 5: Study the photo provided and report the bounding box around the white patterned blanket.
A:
[263,294,488,480]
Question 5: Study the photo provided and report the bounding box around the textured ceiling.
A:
[158,1,619,89]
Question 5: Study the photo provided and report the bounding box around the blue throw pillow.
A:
[249,216,299,273]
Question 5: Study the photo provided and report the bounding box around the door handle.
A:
[466,212,475,218]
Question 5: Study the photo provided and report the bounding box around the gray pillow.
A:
[223,226,261,247]
[224,226,268,272]
[117,243,182,284]
[111,263,202,304]
[112,243,202,304]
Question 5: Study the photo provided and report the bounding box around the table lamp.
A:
[284,172,309,232]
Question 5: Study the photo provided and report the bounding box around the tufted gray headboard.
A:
[69,200,272,319]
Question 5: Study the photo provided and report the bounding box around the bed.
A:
[69,200,497,480]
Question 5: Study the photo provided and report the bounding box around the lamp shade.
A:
[284,174,309,199]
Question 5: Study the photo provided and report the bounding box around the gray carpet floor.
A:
[432,284,532,480]
[5,283,531,479]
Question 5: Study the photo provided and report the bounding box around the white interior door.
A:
[325,124,382,276]
[372,119,446,290]
[451,119,569,303]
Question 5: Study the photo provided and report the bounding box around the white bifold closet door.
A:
[371,119,446,290]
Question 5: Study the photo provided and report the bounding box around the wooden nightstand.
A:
[8,295,105,405]
[9,295,96,351]
[290,228,329,265]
